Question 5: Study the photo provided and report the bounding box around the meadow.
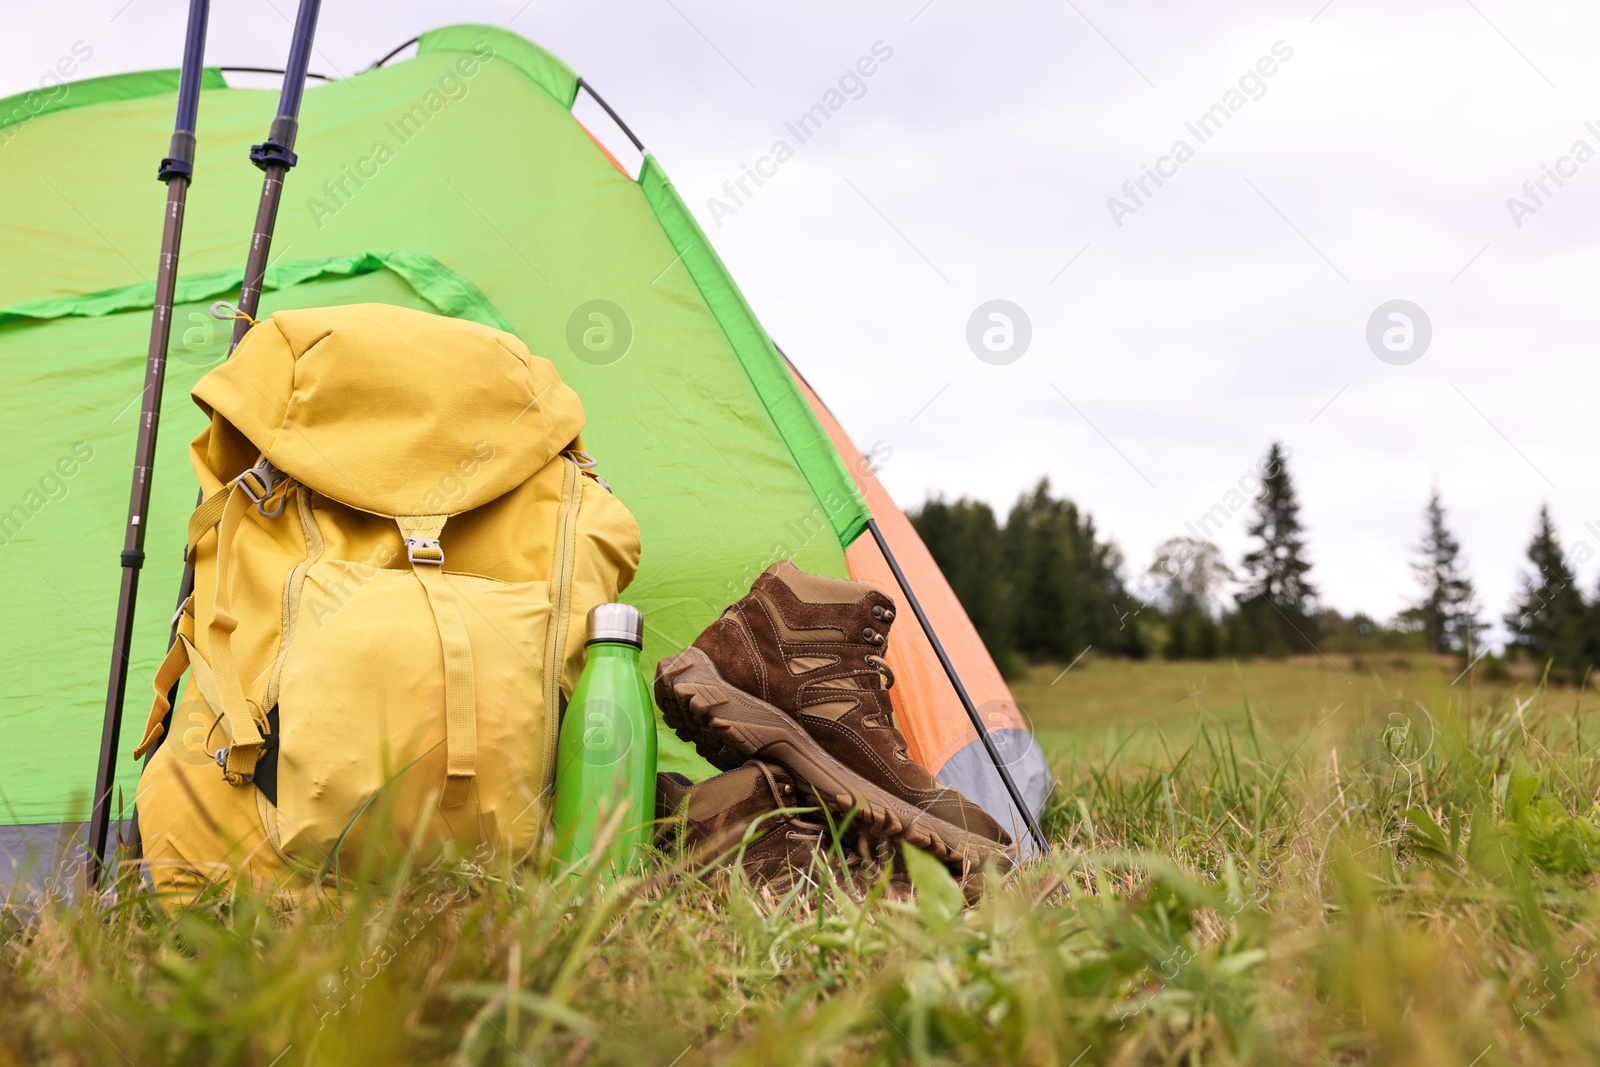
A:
[6,655,1600,1066]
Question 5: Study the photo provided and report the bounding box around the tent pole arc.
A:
[218,66,334,82]
[366,35,419,72]
[575,79,647,154]
[88,0,212,887]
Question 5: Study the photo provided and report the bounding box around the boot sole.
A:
[656,647,1010,870]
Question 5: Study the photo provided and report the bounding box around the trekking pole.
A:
[131,0,325,851]
[88,0,212,887]
[231,0,324,348]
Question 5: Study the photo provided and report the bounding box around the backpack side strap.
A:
[132,598,195,759]
[397,514,477,808]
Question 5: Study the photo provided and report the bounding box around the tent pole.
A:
[218,65,334,82]
[865,519,1048,852]
[364,35,419,73]
[130,0,325,856]
[575,79,647,154]
[88,0,212,888]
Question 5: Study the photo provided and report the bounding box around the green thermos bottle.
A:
[551,603,657,875]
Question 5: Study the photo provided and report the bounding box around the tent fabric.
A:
[939,733,1053,852]
[420,24,578,109]
[638,160,868,548]
[0,251,514,331]
[0,23,1044,844]
[0,68,229,137]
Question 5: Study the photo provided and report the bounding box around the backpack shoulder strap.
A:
[135,476,274,784]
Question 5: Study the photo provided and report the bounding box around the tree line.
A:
[910,442,1594,682]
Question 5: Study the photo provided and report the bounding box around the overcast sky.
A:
[6,0,1599,642]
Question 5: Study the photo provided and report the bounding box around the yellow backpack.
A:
[132,303,641,901]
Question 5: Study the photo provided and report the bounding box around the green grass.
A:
[1016,652,1553,763]
[8,657,1600,1065]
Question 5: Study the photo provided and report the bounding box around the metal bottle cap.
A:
[586,602,643,647]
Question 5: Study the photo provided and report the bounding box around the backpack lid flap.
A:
[193,303,584,517]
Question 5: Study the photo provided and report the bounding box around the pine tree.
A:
[1504,505,1589,683]
[1235,442,1317,655]
[1400,488,1483,657]
[1192,612,1221,659]
[1001,479,1138,660]
[1163,616,1191,660]
[911,497,1015,674]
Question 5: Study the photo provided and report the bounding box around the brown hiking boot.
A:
[656,761,871,892]
[655,561,1013,872]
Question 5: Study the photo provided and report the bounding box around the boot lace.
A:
[857,656,912,761]
[864,654,895,690]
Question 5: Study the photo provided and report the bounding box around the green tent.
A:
[0,24,1047,878]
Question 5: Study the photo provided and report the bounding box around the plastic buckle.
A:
[213,747,254,784]
[249,139,299,171]
[405,537,444,565]
[238,459,286,518]
[158,156,193,183]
